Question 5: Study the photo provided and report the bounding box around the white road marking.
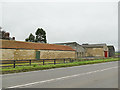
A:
[7,66,118,88]
[2,61,118,76]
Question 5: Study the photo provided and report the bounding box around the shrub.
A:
[33,64,37,67]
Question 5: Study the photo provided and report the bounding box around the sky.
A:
[0,0,119,51]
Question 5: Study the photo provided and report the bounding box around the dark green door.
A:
[36,51,40,59]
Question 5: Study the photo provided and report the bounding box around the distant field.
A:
[115,52,120,55]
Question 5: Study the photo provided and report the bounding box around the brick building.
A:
[82,44,109,58]
[55,42,85,58]
[0,40,76,60]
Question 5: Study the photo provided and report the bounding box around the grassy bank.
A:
[1,58,119,74]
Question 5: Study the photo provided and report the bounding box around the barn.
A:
[107,46,115,57]
[54,42,85,58]
[82,44,109,58]
[0,39,76,60]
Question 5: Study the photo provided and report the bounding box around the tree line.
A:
[0,27,47,43]
[25,28,47,43]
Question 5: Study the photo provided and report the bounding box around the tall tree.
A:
[25,38,29,42]
[35,28,47,43]
[25,33,35,42]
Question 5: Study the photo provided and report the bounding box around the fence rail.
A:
[0,58,78,68]
[0,57,113,68]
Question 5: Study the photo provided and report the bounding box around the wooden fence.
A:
[0,57,114,68]
[0,58,78,68]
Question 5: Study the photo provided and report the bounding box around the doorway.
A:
[104,51,108,57]
[36,51,40,59]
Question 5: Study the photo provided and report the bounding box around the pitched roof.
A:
[54,42,81,46]
[0,39,75,51]
[55,42,77,44]
[82,44,107,48]
[107,45,115,50]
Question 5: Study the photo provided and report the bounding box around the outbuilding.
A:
[82,44,109,58]
[0,39,76,60]
[107,46,115,57]
[55,42,85,58]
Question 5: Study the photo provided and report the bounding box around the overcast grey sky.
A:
[0,0,118,51]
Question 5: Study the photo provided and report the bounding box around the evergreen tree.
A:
[35,28,47,43]
[25,28,47,43]
[25,38,29,42]
[25,33,35,42]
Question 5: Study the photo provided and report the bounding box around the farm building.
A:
[54,42,85,58]
[81,44,109,58]
[0,39,76,60]
[107,46,115,57]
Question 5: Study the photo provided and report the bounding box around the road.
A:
[2,61,119,88]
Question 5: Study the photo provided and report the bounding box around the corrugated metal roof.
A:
[0,39,75,51]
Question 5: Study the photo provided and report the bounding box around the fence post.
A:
[43,59,45,65]
[64,59,65,63]
[13,60,15,68]
[75,58,76,61]
[72,59,74,62]
[29,60,31,66]
[54,59,56,64]
[69,58,71,62]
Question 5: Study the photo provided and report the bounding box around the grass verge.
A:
[1,58,119,74]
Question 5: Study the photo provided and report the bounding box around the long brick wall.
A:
[0,49,76,60]
[40,50,75,59]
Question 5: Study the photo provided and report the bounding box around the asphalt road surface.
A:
[2,61,119,88]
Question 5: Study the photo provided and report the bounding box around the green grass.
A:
[115,52,120,55]
[1,58,119,74]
